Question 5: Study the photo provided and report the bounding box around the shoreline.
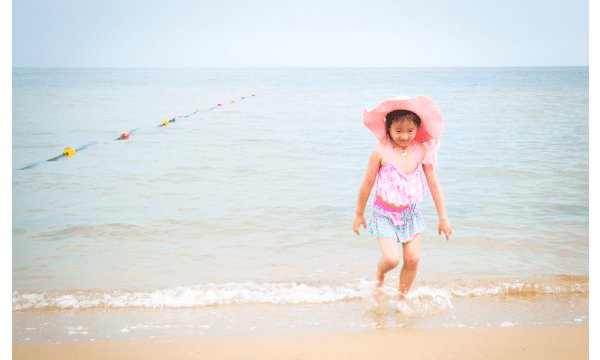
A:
[13,324,588,360]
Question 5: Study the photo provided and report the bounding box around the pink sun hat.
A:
[362,95,443,144]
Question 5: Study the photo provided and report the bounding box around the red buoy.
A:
[121,132,130,140]
[218,103,222,106]
[178,114,183,118]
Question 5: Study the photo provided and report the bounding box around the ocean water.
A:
[12,67,588,342]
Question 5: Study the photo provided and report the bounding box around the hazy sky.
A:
[12,0,589,67]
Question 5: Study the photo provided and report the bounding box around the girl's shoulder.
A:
[367,141,386,165]
[375,140,387,151]
[415,141,428,164]
[373,141,388,157]
[417,140,441,169]
[415,140,427,153]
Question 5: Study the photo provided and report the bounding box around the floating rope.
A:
[19,141,98,170]
[115,128,140,141]
[18,92,261,170]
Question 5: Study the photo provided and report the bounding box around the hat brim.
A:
[362,95,443,144]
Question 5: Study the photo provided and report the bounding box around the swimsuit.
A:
[366,139,428,243]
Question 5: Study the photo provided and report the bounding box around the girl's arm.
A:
[353,146,381,235]
[422,164,452,241]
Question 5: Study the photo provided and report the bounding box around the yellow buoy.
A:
[231,100,235,103]
[252,94,255,96]
[63,148,75,157]
[163,121,169,126]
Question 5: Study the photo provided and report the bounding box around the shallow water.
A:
[12,67,588,341]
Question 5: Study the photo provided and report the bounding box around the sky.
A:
[11,0,590,67]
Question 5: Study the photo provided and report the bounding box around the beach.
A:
[13,324,589,360]
[13,67,589,353]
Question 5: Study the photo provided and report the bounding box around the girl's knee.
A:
[403,254,420,270]
[383,256,401,269]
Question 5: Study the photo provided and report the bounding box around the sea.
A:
[12,67,589,343]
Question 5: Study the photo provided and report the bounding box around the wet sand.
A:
[13,324,588,360]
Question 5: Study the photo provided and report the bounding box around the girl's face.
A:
[389,118,418,147]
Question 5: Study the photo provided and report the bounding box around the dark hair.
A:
[385,110,421,140]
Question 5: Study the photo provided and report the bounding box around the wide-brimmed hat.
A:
[362,95,443,144]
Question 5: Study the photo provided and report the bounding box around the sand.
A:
[13,324,588,360]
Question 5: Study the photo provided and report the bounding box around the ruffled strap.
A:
[422,140,440,169]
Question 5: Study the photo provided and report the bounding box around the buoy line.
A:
[18,91,263,170]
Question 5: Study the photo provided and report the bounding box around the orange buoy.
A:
[260,91,262,93]
[63,148,75,157]
[199,107,204,110]
[218,103,222,106]
[163,121,169,126]
[120,132,129,140]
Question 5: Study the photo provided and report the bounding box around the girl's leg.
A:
[398,233,421,301]
[375,237,401,287]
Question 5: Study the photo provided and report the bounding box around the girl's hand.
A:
[353,214,367,235]
[438,218,452,241]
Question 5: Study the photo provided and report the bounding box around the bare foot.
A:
[397,300,415,316]
[374,267,384,288]
[372,268,384,302]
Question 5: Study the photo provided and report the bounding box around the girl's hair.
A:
[385,110,421,140]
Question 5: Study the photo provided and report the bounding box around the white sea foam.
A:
[409,280,588,301]
[12,278,588,311]
[12,282,364,311]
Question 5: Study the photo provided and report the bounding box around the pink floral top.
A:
[375,139,440,207]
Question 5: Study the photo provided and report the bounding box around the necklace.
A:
[401,146,408,157]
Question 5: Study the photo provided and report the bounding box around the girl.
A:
[352,95,452,315]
